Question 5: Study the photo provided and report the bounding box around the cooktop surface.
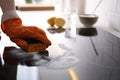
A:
[0,27,120,80]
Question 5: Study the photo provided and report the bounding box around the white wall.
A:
[85,0,120,32]
[55,0,85,15]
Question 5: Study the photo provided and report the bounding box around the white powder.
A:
[46,55,79,69]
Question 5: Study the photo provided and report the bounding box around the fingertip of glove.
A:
[12,39,28,50]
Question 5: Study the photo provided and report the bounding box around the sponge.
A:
[24,39,46,52]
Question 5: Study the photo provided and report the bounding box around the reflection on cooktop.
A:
[3,47,50,66]
[78,27,97,36]
[3,47,33,65]
[0,63,17,80]
[0,46,51,80]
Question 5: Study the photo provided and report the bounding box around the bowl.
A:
[79,14,98,27]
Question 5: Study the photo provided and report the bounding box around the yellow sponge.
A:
[24,39,46,52]
[26,43,46,52]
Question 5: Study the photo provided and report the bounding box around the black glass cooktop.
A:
[0,27,120,80]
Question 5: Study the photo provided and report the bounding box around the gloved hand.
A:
[1,18,51,50]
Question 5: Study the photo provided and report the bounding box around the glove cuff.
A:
[1,10,19,22]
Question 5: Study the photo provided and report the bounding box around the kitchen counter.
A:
[0,11,120,80]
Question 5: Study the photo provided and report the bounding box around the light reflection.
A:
[54,43,78,80]
[68,68,78,80]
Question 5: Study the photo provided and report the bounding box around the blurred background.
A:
[0,0,119,33]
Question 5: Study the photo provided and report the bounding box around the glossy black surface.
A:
[0,27,120,80]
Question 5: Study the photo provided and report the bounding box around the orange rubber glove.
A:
[1,18,51,50]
